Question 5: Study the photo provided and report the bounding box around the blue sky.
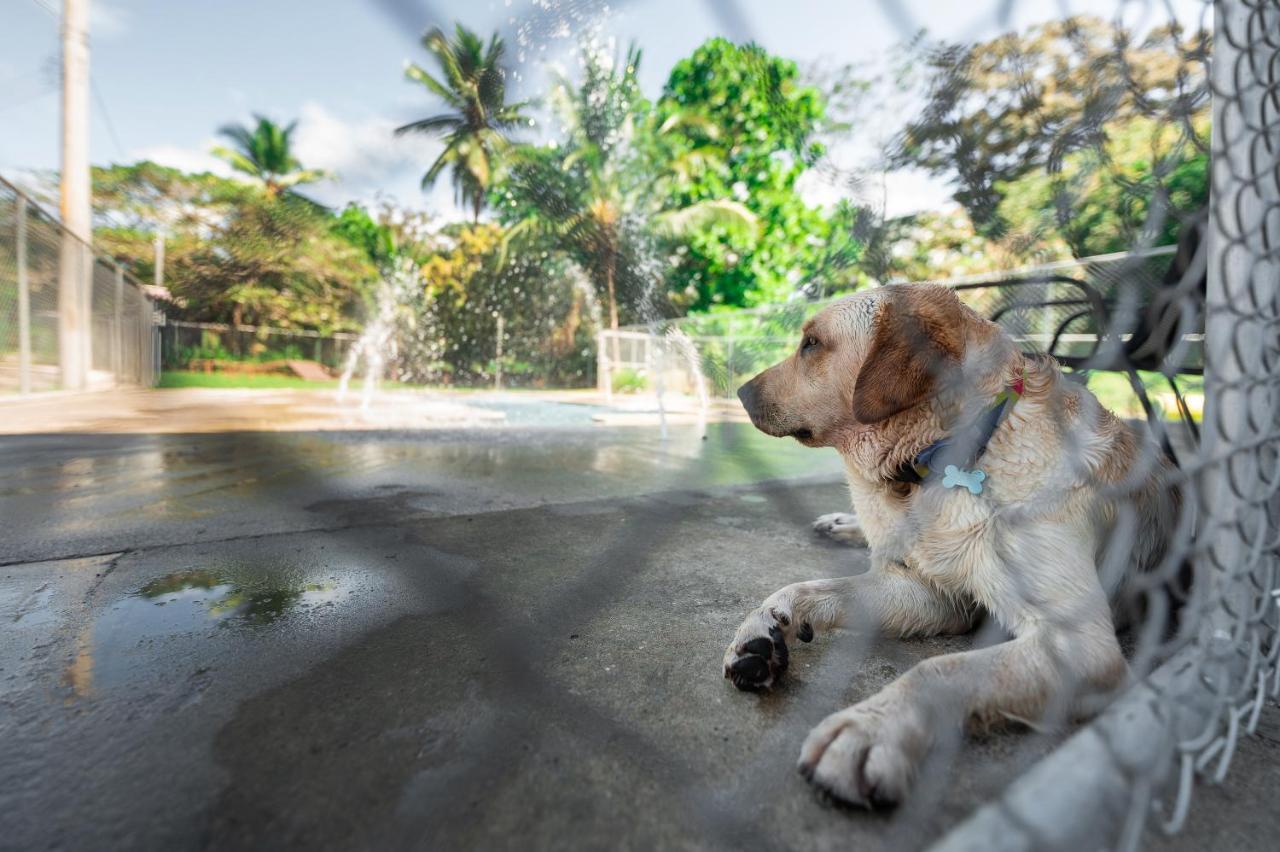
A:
[1,0,1208,218]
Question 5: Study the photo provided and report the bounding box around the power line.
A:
[26,0,128,158]
[91,79,127,158]
[29,0,59,19]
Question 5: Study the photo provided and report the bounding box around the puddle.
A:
[78,565,352,692]
[464,398,610,427]
[137,569,340,624]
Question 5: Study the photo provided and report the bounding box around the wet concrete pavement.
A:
[2,414,1076,851]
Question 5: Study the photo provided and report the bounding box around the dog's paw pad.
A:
[812,513,867,546]
[725,620,789,691]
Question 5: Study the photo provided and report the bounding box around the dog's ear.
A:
[852,287,965,424]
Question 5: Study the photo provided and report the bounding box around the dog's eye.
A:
[801,335,820,354]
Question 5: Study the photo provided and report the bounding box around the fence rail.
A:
[159,320,359,373]
[598,248,1182,400]
[0,175,158,394]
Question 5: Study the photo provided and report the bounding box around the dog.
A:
[724,283,1180,808]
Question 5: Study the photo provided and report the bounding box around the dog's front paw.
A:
[813,512,867,546]
[723,606,811,692]
[796,699,928,808]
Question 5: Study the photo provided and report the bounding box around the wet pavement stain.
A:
[77,566,350,692]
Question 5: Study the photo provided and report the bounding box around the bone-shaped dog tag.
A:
[942,465,986,495]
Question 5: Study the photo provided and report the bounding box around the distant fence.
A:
[159,320,359,373]
[0,176,159,394]
[598,247,1180,399]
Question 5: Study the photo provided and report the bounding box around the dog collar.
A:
[890,370,1025,494]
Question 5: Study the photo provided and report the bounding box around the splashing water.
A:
[665,328,710,440]
[338,256,420,413]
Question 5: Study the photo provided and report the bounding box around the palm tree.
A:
[211,115,329,197]
[396,25,530,222]
[503,45,755,336]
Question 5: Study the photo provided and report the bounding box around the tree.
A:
[499,44,648,333]
[654,38,834,309]
[396,25,531,222]
[996,115,1209,257]
[92,163,375,333]
[405,223,594,385]
[211,115,330,197]
[498,43,756,332]
[893,17,1209,237]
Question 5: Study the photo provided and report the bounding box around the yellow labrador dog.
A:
[725,283,1179,807]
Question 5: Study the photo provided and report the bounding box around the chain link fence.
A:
[2,1,1275,849]
[599,247,1186,399]
[599,1,1275,848]
[0,176,158,393]
[159,320,358,375]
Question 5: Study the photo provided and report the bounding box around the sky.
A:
[0,0,1209,219]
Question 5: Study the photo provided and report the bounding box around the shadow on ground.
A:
[3,422,1067,851]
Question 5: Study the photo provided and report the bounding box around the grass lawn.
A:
[1084,369,1203,421]
[156,371,588,394]
[159,369,1202,423]
[159,371,348,390]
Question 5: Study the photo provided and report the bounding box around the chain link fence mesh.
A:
[0,176,158,393]
[1,1,1275,849]
[604,0,1275,848]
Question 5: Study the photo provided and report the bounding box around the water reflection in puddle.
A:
[74,566,350,693]
[137,569,341,624]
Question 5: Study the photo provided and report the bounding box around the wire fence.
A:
[3,2,1276,850]
[598,247,1186,400]
[602,1,1274,849]
[0,176,158,393]
[159,320,359,375]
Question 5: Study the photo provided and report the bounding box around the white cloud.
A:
[291,102,445,210]
[121,104,457,213]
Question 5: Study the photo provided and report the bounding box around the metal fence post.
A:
[82,244,94,384]
[598,331,612,400]
[16,195,31,394]
[113,264,124,380]
[495,314,504,391]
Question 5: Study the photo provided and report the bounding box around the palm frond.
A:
[395,114,464,136]
[404,62,463,108]
[653,199,759,238]
[210,145,262,178]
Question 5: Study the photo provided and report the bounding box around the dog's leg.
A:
[812,512,867,546]
[723,565,973,691]
[797,533,1127,806]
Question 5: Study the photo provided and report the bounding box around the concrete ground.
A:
[0,389,1272,851]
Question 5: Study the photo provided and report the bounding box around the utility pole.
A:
[58,0,91,389]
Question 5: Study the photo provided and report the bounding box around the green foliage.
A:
[331,204,397,266]
[497,38,830,325]
[396,223,596,386]
[397,24,531,221]
[497,43,656,331]
[93,163,377,332]
[996,116,1209,257]
[610,368,648,394]
[655,38,836,309]
[211,115,330,197]
[172,338,309,367]
[894,16,1209,237]
[868,207,1070,283]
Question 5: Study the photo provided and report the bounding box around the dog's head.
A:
[737,284,1002,447]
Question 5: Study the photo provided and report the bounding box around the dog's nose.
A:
[737,379,759,416]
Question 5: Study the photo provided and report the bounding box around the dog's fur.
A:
[725,283,1179,807]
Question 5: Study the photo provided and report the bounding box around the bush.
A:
[611,368,648,394]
